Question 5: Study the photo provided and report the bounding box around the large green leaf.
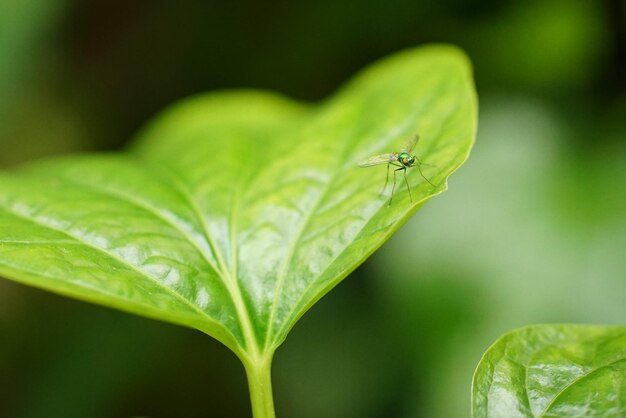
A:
[0,45,475,367]
[473,324,626,418]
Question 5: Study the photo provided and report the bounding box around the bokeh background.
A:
[1,0,624,417]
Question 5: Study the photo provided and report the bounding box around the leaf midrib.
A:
[264,132,359,349]
[537,357,626,417]
[147,161,262,359]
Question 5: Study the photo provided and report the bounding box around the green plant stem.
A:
[244,355,275,418]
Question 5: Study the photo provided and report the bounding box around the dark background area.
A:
[0,1,624,417]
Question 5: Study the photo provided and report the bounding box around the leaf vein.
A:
[144,162,259,354]
[538,358,626,417]
[0,205,219,326]
[54,175,224,277]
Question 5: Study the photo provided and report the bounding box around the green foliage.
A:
[0,45,476,415]
[473,325,626,418]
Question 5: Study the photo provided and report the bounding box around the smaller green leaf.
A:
[472,324,626,418]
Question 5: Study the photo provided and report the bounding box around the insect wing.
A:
[357,153,396,167]
[400,134,420,153]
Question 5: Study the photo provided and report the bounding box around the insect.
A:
[358,134,434,206]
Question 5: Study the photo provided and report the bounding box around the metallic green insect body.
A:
[358,134,434,206]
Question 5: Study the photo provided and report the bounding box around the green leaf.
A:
[472,324,626,418]
[0,44,476,414]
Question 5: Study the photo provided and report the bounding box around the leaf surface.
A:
[0,45,476,360]
[473,324,626,418]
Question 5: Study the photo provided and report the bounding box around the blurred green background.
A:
[0,0,624,417]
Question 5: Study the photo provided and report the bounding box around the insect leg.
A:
[389,166,405,207]
[402,167,413,202]
[414,156,435,187]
